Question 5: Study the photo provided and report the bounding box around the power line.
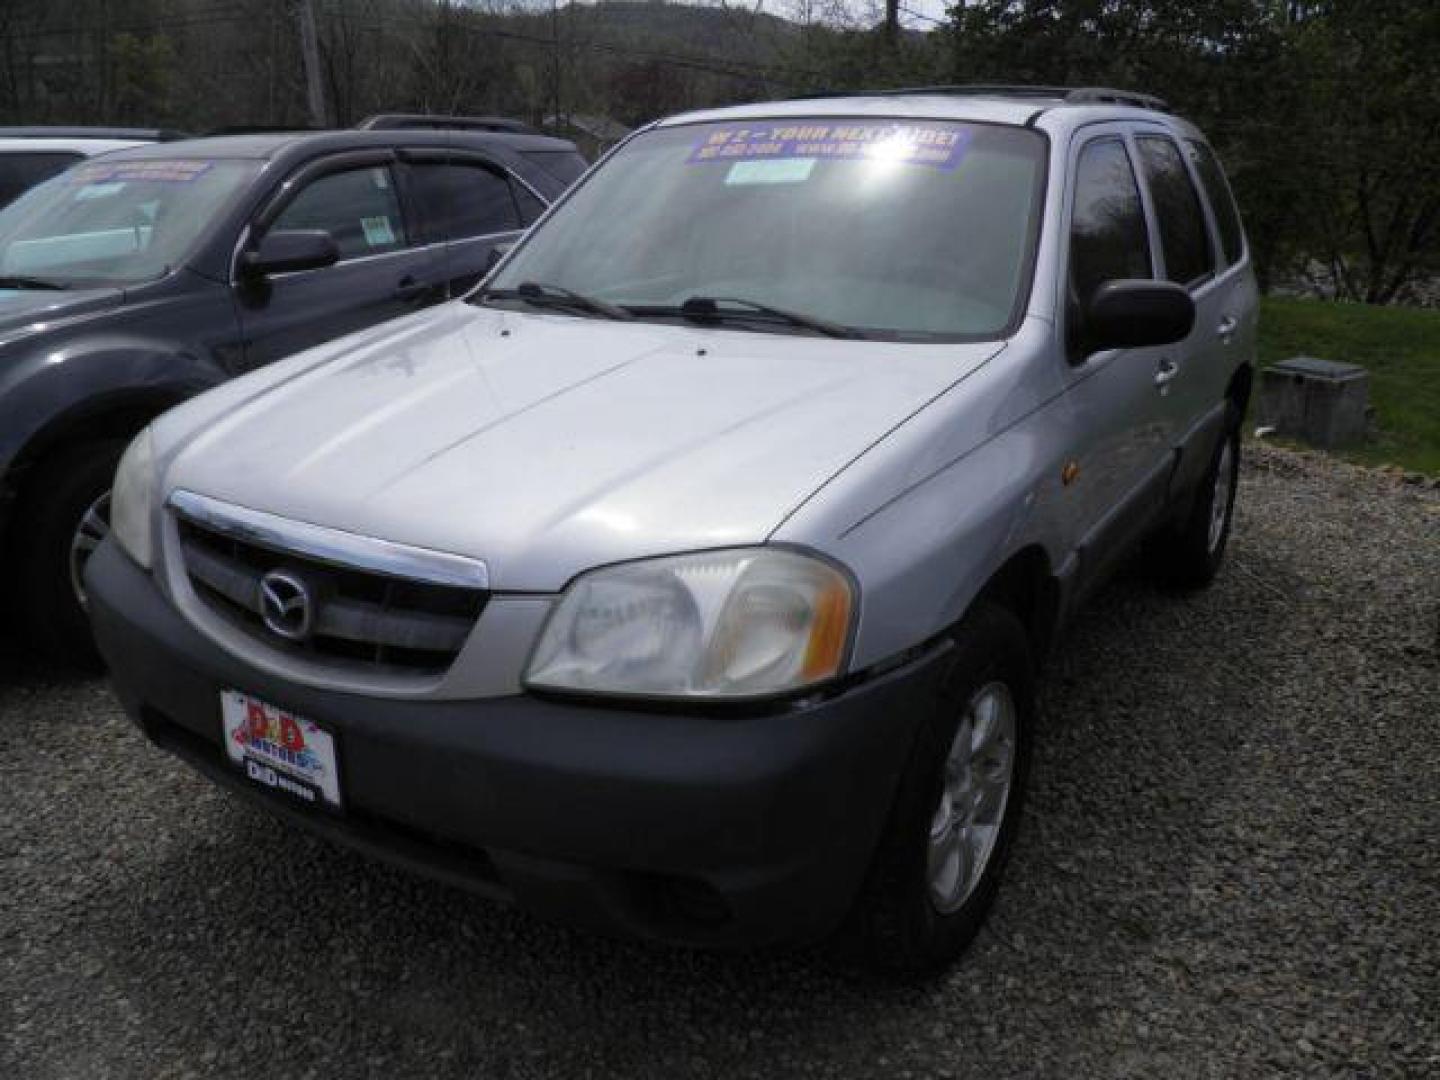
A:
[898,5,948,28]
[323,6,819,87]
[5,3,829,91]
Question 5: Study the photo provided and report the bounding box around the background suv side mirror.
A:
[1079,279,1196,356]
[240,229,339,278]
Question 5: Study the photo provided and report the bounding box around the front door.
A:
[235,154,444,371]
[1057,128,1175,592]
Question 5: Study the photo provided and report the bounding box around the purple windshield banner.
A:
[688,122,974,171]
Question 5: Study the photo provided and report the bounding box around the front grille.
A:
[176,516,487,678]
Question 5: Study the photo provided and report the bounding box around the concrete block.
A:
[1259,356,1370,449]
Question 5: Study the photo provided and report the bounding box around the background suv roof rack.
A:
[356,114,538,135]
[0,125,189,141]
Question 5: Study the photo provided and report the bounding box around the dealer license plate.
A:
[220,690,342,810]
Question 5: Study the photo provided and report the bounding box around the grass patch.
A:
[1257,297,1440,475]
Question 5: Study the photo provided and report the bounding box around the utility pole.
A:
[550,0,562,129]
[884,0,900,47]
[297,0,330,128]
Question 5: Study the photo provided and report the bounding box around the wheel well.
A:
[2,392,183,535]
[972,546,1061,666]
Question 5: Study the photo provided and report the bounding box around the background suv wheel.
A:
[11,439,126,669]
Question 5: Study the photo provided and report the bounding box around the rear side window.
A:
[1185,140,1245,265]
[0,152,82,208]
[409,161,520,241]
[271,165,408,260]
[1069,138,1152,308]
[520,149,588,187]
[1136,136,1213,286]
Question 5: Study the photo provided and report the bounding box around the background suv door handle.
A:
[1216,315,1238,338]
[1154,358,1179,387]
[393,275,428,301]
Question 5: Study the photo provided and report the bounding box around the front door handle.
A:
[1217,315,1238,339]
[1154,358,1179,388]
[393,275,428,301]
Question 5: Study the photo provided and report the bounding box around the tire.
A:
[11,439,127,669]
[845,602,1035,976]
[1151,408,1241,590]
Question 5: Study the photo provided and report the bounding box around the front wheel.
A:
[11,439,126,669]
[846,603,1034,975]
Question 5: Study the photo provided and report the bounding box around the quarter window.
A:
[1136,136,1213,285]
[1069,138,1152,309]
[270,165,408,260]
[409,162,520,241]
[520,149,588,187]
[1185,140,1245,265]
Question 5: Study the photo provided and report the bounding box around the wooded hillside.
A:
[2,1,1435,304]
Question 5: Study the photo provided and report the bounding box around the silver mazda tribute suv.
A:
[88,87,1258,973]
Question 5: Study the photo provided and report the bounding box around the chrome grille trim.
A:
[167,490,488,678]
[180,542,474,653]
[167,489,488,589]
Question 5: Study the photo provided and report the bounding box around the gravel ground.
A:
[2,444,1437,1079]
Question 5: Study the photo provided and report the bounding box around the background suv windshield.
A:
[488,118,1046,340]
[0,158,256,287]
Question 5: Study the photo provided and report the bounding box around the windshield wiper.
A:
[0,275,68,291]
[478,281,633,321]
[670,296,859,339]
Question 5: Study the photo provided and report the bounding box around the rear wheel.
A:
[846,603,1034,975]
[11,439,126,669]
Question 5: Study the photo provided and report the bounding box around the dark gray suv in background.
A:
[0,124,584,663]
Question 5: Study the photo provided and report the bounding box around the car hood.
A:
[166,303,1001,590]
[0,286,124,347]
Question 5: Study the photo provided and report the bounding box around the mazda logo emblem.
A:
[259,569,314,642]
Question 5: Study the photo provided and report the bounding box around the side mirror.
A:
[1080,279,1195,355]
[240,229,339,278]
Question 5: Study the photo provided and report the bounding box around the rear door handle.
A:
[393,275,428,301]
[1217,315,1238,339]
[1154,358,1179,387]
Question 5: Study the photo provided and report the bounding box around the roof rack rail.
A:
[788,84,1168,111]
[1062,87,1168,110]
[356,114,538,135]
[0,125,189,141]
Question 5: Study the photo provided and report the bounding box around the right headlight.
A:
[110,427,156,570]
[525,547,855,700]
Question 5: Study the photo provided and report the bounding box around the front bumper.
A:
[87,540,949,947]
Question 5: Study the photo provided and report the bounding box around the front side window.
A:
[1136,135,1213,286]
[0,158,258,287]
[409,161,520,241]
[486,118,1048,340]
[1069,138,1152,308]
[270,165,407,260]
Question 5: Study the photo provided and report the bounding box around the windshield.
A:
[486,118,1047,340]
[0,158,257,287]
